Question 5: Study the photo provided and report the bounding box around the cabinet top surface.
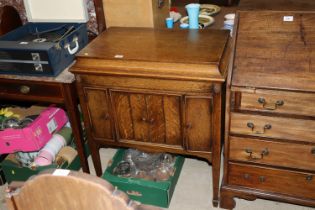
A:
[77,27,229,65]
[232,11,315,92]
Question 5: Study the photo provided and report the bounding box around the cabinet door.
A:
[84,88,114,140]
[185,96,213,152]
[110,90,182,146]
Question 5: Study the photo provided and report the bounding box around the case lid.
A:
[72,28,231,82]
[23,0,88,23]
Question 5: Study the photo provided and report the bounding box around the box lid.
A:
[23,0,88,23]
[71,28,231,82]
[232,11,315,92]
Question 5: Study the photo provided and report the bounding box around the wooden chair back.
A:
[6,169,161,210]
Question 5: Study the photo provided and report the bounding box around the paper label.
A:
[53,169,70,176]
[283,16,294,22]
[114,54,124,59]
[47,118,58,134]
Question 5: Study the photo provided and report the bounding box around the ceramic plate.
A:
[200,4,221,16]
[180,15,215,29]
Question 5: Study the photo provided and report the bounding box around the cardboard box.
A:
[1,151,80,183]
[103,0,170,28]
[0,107,68,154]
[102,149,184,208]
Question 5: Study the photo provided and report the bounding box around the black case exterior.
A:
[0,22,88,76]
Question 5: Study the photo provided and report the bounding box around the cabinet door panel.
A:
[84,88,113,140]
[185,97,213,152]
[129,94,149,141]
[146,95,166,143]
[164,96,182,145]
[111,92,134,140]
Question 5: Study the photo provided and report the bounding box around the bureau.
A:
[71,27,230,206]
[220,11,315,208]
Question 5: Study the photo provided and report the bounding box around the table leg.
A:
[63,83,90,173]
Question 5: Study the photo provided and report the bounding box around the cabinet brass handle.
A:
[245,148,269,160]
[149,118,155,124]
[259,176,266,182]
[247,122,272,134]
[257,97,284,110]
[141,117,147,122]
[186,123,192,129]
[104,114,110,120]
[20,85,30,94]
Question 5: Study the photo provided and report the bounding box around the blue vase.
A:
[185,3,200,29]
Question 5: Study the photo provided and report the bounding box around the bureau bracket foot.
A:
[220,185,256,209]
[212,199,219,207]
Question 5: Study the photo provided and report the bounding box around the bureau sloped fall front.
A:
[70,28,231,206]
[220,11,315,209]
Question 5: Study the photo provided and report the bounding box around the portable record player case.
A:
[0,0,89,76]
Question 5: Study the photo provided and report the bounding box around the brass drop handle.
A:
[258,97,284,110]
[245,148,269,160]
[20,85,30,94]
[141,117,147,122]
[247,122,272,134]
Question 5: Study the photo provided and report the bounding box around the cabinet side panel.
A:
[164,96,182,146]
[111,92,134,140]
[146,95,166,143]
[84,88,113,140]
[130,94,149,141]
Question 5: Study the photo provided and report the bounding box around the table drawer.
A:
[234,89,315,116]
[0,80,62,99]
[228,163,315,200]
[229,136,315,171]
[230,112,315,143]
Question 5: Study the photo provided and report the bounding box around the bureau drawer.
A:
[234,89,315,116]
[229,136,315,171]
[230,113,315,143]
[0,80,62,99]
[228,163,315,200]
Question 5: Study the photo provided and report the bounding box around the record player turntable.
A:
[0,0,89,76]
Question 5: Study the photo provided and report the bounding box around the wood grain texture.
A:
[146,95,166,144]
[72,27,230,206]
[230,112,315,143]
[233,11,315,92]
[185,96,213,152]
[7,170,161,210]
[111,92,134,140]
[163,96,182,146]
[228,163,315,200]
[130,94,149,142]
[72,28,229,82]
[235,89,315,117]
[84,88,113,140]
[229,136,315,171]
[239,0,315,11]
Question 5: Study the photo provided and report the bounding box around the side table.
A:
[0,67,89,173]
